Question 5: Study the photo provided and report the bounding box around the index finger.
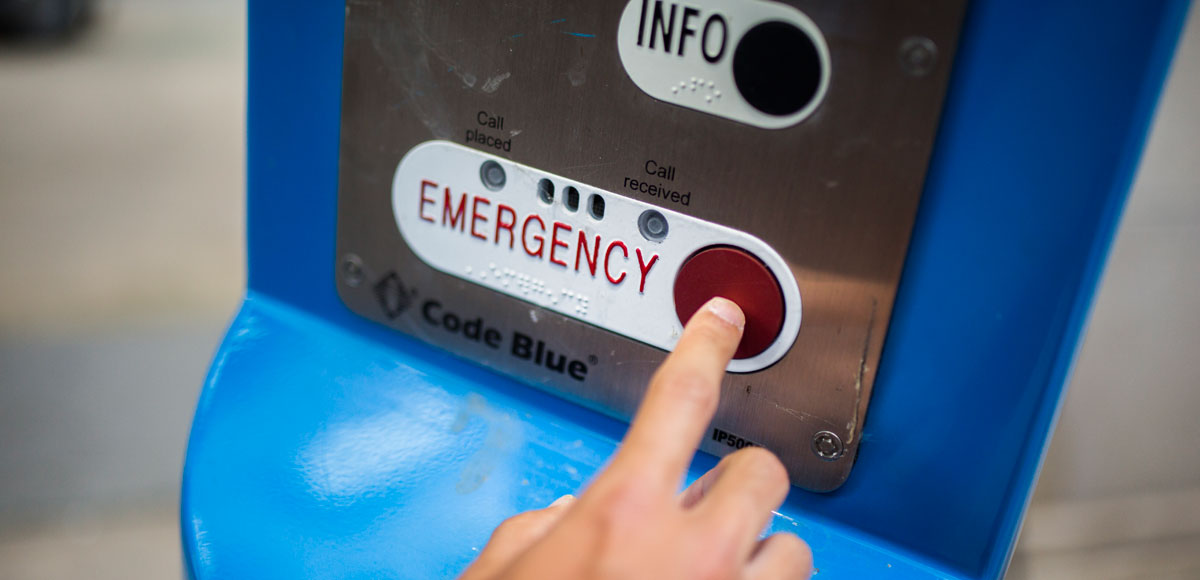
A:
[608,297,745,489]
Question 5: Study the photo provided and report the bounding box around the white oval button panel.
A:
[392,141,802,372]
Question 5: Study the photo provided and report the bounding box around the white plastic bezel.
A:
[392,141,802,372]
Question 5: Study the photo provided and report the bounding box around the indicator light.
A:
[638,209,669,242]
[479,160,506,191]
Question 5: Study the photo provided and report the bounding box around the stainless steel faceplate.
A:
[336,0,965,491]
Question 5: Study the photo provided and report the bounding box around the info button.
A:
[673,246,786,360]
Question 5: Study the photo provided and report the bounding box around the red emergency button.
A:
[673,246,786,360]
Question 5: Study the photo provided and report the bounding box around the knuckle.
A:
[774,534,814,572]
[490,514,527,539]
[659,369,719,411]
[597,478,657,517]
[577,482,660,546]
[689,547,738,580]
[737,447,789,487]
[693,567,734,580]
[490,510,542,542]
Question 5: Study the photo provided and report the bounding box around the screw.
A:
[899,36,938,77]
[811,430,844,461]
[341,253,365,287]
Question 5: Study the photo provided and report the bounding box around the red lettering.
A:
[575,230,601,276]
[495,204,517,249]
[470,196,491,241]
[635,248,659,293]
[522,215,546,257]
[549,222,572,267]
[419,180,437,223]
[604,241,628,285]
[442,188,467,231]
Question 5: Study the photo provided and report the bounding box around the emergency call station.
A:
[181,0,1190,578]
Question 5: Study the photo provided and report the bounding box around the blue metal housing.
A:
[181,1,1190,578]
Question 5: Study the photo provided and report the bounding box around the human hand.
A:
[461,297,812,579]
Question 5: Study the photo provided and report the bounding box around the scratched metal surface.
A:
[334,0,966,492]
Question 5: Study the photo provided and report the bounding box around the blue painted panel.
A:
[798,0,1192,576]
[183,0,1190,578]
[183,295,962,578]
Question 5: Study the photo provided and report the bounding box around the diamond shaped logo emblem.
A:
[374,272,414,319]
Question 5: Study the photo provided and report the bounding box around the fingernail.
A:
[549,494,575,508]
[705,297,745,332]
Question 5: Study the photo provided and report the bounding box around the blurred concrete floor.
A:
[0,1,1197,579]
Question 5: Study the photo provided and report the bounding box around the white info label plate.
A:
[616,0,830,129]
[392,140,801,372]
